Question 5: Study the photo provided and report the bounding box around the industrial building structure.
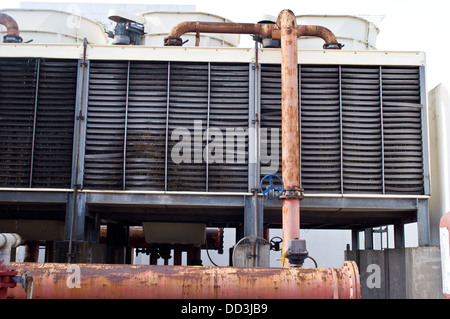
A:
[0,6,445,299]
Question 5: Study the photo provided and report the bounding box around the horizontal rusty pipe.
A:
[164,18,341,49]
[7,261,361,299]
[0,13,22,43]
[164,21,275,45]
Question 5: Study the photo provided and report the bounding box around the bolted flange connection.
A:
[279,187,304,200]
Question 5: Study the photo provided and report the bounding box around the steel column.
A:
[417,198,430,246]
[29,58,40,187]
[164,62,171,191]
[122,61,131,190]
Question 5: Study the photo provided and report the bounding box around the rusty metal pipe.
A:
[164,18,341,49]
[7,261,360,299]
[165,21,275,45]
[278,10,301,268]
[0,13,22,43]
[296,25,342,49]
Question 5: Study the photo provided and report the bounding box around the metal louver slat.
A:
[167,62,208,191]
[0,58,36,187]
[125,61,168,190]
[32,59,77,188]
[207,63,249,192]
[300,65,341,193]
[84,61,127,189]
[382,67,423,194]
[260,65,282,182]
[341,66,382,193]
[0,58,77,188]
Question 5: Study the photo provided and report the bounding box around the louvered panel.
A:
[382,66,423,194]
[341,66,382,193]
[208,63,249,192]
[84,61,127,189]
[32,59,77,188]
[125,61,168,190]
[260,65,282,178]
[300,65,341,193]
[0,58,37,187]
[167,63,208,191]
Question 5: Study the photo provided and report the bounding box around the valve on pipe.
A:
[0,233,33,299]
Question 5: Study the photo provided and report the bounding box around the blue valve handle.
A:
[260,174,284,199]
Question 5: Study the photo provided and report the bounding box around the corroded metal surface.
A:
[0,13,22,43]
[7,261,361,299]
[163,13,341,48]
[278,10,301,267]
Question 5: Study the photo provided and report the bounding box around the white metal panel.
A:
[139,11,240,47]
[0,9,108,45]
[296,15,379,50]
[258,48,425,66]
[429,82,450,245]
[0,43,425,67]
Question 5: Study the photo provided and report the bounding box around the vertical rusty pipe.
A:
[278,10,301,266]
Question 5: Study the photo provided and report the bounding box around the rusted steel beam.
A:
[7,261,361,299]
[0,13,22,43]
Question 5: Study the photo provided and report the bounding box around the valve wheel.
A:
[260,174,284,199]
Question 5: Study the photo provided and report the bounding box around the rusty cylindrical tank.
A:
[7,261,360,299]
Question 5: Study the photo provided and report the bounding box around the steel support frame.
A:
[0,56,431,250]
[244,62,263,238]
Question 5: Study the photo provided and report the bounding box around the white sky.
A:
[4,0,450,89]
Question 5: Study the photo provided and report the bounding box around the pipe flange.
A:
[3,35,23,43]
[278,188,304,200]
[323,42,343,50]
[164,36,183,46]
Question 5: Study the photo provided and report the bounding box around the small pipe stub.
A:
[3,35,23,43]
[323,42,343,50]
